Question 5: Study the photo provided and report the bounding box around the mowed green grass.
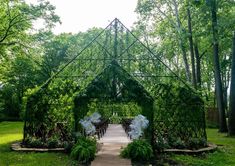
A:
[171,129,235,166]
[0,122,78,166]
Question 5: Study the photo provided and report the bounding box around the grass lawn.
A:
[170,129,235,166]
[1,122,235,166]
[0,121,78,166]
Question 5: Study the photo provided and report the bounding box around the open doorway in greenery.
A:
[87,101,142,124]
[73,60,154,143]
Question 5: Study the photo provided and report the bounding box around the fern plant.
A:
[121,139,153,162]
[70,137,96,164]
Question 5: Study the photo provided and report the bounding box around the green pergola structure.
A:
[23,18,207,149]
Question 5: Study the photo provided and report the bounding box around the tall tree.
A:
[0,0,60,119]
[194,42,201,87]
[228,32,235,135]
[0,0,60,53]
[172,0,191,82]
[136,0,192,82]
[187,1,196,88]
[209,0,227,132]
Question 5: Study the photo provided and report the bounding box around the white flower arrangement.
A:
[79,119,96,135]
[90,112,101,123]
[128,115,149,139]
[79,112,101,135]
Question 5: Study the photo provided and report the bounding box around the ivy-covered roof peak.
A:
[75,60,153,104]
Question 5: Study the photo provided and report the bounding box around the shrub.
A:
[109,114,121,124]
[199,138,207,147]
[121,139,153,162]
[47,137,59,148]
[154,136,169,151]
[64,141,74,153]
[188,138,207,149]
[70,137,97,164]
[28,138,44,148]
[168,137,186,149]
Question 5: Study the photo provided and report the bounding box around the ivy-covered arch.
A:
[73,60,155,143]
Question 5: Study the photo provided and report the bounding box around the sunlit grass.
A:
[0,122,23,145]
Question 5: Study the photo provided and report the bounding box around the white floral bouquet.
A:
[128,115,149,139]
[79,112,101,135]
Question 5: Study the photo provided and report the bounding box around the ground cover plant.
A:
[121,139,153,162]
[70,137,97,164]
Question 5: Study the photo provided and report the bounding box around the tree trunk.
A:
[223,87,228,111]
[221,54,229,111]
[228,32,235,135]
[173,0,191,82]
[195,43,201,87]
[211,0,227,132]
[187,4,197,88]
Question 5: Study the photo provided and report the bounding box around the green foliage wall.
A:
[153,83,207,150]
[23,79,79,142]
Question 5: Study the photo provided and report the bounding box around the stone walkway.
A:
[91,124,132,166]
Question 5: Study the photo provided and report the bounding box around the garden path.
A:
[91,124,132,166]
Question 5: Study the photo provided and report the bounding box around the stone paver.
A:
[91,124,132,166]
